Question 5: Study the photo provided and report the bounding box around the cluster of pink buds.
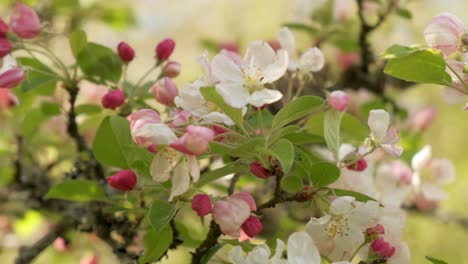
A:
[366,224,396,259]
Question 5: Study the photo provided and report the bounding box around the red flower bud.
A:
[191,194,212,216]
[155,38,175,61]
[53,237,69,252]
[249,161,272,179]
[117,41,135,62]
[162,61,181,78]
[370,238,396,258]
[107,170,137,191]
[0,38,11,58]
[9,3,41,39]
[152,77,178,106]
[346,158,368,172]
[366,224,385,235]
[241,216,263,238]
[0,68,25,88]
[101,89,125,109]
[0,18,8,38]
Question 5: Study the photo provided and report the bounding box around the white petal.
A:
[429,158,455,184]
[187,155,200,182]
[382,127,400,144]
[381,144,403,158]
[244,41,277,69]
[247,89,283,107]
[230,246,247,264]
[169,160,190,201]
[332,225,364,260]
[261,49,289,84]
[421,183,448,201]
[299,47,325,72]
[368,109,390,142]
[278,27,296,57]
[211,53,243,83]
[287,231,321,264]
[348,201,381,229]
[133,123,177,145]
[305,215,331,241]
[216,82,249,108]
[150,150,179,182]
[197,51,215,83]
[330,196,355,215]
[271,239,286,262]
[245,245,271,264]
[411,145,432,171]
[201,112,235,126]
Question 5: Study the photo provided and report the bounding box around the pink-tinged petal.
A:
[211,53,243,83]
[162,60,181,78]
[127,109,161,126]
[230,192,257,211]
[216,82,249,108]
[220,49,243,66]
[213,198,250,237]
[247,88,283,107]
[368,109,390,141]
[169,160,190,201]
[170,125,214,156]
[150,149,180,182]
[0,68,25,88]
[187,155,200,182]
[381,144,403,158]
[424,13,465,55]
[277,27,296,57]
[9,3,41,39]
[261,49,289,83]
[415,192,439,211]
[328,91,349,112]
[169,109,191,127]
[152,77,178,106]
[382,127,400,145]
[244,41,277,69]
[421,183,448,201]
[409,107,437,132]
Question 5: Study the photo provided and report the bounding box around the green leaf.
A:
[200,86,244,129]
[272,96,323,130]
[332,189,379,203]
[425,256,448,264]
[306,112,368,144]
[230,137,266,158]
[267,139,295,174]
[196,161,247,187]
[69,30,87,58]
[93,116,133,168]
[396,7,412,19]
[21,109,48,137]
[309,162,340,187]
[333,39,360,52]
[18,57,58,93]
[148,200,176,234]
[75,104,102,115]
[324,110,344,161]
[381,44,423,59]
[281,167,304,193]
[41,102,61,116]
[384,49,452,85]
[282,22,320,35]
[77,42,123,83]
[45,180,106,202]
[200,243,225,264]
[139,227,173,264]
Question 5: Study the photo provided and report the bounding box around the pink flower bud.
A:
[0,39,12,59]
[53,237,69,252]
[107,170,137,191]
[0,18,8,38]
[409,107,437,132]
[218,42,239,53]
[346,158,368,172]
[0,89,19,109]
[337,52,359,71]
[241,216,263,238]
[213,193,253,237]
[80,255,99,264]
[0,68,25,88]
[424,13,465,55]
[162,61,181,78]
[117,41,135,62]
[230,192,257,211]
[328,91,349,112]
[9,3,41,39]
[367,224,385,235]
[169,109,191,127]
[147,144,158,154]
[191,194,212,216]
[155,38,175,61]
[152,77,178,106]
[101,89,125,109]
[212,125,227,142]
[170,125,215,155]
[371,238,396,258]
[249,161,272,179]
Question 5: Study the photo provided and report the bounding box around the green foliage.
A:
[77,42,123,83]
[332,189,379,203]
[282,22,320,35]
[281,165,305,193]
[263,139,295,174]
[200,86,244,129]
[139,227,173,264]
[75,104,102,115]
[18,57,59,94]
[45,180,106,202]
[272,96,323,130]
[307,112,368,144]
[384,48,452,86]
[396,7,413,19]
[195,161,247,187]
[425,256,448,264]
[148,200,176,234]
[69,30,88,58]
[309,162,340,187]
[324,110,344,161]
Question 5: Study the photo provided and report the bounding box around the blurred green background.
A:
[0,0,467,263]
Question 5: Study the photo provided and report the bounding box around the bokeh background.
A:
[0,0,467,263]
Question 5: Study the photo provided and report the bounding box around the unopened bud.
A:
[346,158,368,172]
[162,61,181,78]
[249,161,272,179]
[107,170,138,191]
[0,39,11,59]
[0,68,25,88]
[101,89,125,109]
[370,238,396,258]
[152,77,178,106]
[117,41,135,63]
[0,18,8,38]
[241,216,263,238]
[367,224,385,235]
[328,90,349,112]
[191,194,212,216]
[155,38,175,61]
[9,3,41,39]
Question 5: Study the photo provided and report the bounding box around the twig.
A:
[191,220,222,264]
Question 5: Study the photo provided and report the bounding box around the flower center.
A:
[326,216,350,238]
[242,66,263,93]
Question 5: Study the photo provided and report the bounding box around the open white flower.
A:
[175,52,237,126]
[411,145,455,202]
[305,196,380,262]
[278,27,325,72]
[150,148,199,201]
[368,109,403,157]
[211,41,289,108]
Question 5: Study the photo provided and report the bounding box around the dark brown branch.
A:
[65,84,90,154]
[191,220,222,264]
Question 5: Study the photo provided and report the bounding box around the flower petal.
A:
[287,231,321,264]
[187,155,200,182]
[261,49,289,84]
[244,41,277,69]
[169,160,191,201]
[247,89,283,107]
[216,82,249,108]
[368,109,390,141]
[411,145,432,171]
[230,246,247,264]
[150,149,179,182]
[299,47,325,72]
[278,27,296,57]
[211,53,243,83]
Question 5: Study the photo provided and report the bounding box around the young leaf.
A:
[332,189,379,203]
[309,162,340,187]
[139,227,173,264]
[18,57,59,93]
[272,96,323,130]
[381,44,422,59]
[200,86,244,129]
[425,256,448,264]
[93,116,133,168]
[75,104,102,115]
[77,42,123,83]
[281,167,304,193]
[45,180,106,202]
[148,200,176,234]
[282,22,320,35]
[384,49,452,86]
[267,139,295,174]
[69,30,88,58]
[196,161,247,187]
[396,7,412,19]
[324,110,344,162]
[230,137,266,158]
